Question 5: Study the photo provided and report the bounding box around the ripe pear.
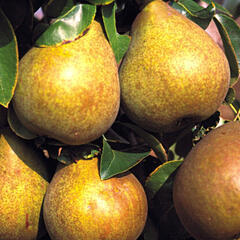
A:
[119,0,230,133]
[0,127,51,240]
[173,121,240,240]
[43,157,148,240]
[12,20,120,145]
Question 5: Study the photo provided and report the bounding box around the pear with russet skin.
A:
[173,121,240,240]
[13,20,120,145]
[43,157,148,240]
[0,127,52,240]
[119,0,230,133]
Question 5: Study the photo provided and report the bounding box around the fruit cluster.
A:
[0,0,239,239]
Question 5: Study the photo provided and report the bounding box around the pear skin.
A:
[119,0,230,133]
[13,21,120,145]
[43,157,148,240]
[173,121,240,240]
[0,127,51,240]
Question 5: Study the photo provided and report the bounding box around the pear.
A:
[13,20,120,145]
[43,157,148,240]
[0,127,51,240]
[119,0,230,133]
[173,121,240,240]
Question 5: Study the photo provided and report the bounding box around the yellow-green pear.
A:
[43,157,148,240]
[13,20,120,145]
[119,0,230,133]
[0,127,51,240]
[173,121,240,239]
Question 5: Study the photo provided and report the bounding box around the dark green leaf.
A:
[44,0,75,19]
[232,99,240,113]
[214,14,239,86]
[36,3,96,46]
[222,0,240,16]
[87,0,114,5]
[100,138,150,180]
[31,0,49,12]
[32,22,49,42]
[143,217,159,240]
[0,9,18,107]
[215,14,240,67]
[201,0,232,16]
[58,145,99,164]
[43,144,100,165]
[171,0,215,29]
[102,2,130,63]
[104,128,129,144]
[224,87,235,104]
[168,142,186,162]
[145,160,183,199]
[170,0,203,13]
[7,103,38,140]
[1,0,31,30]
[119,122,167,163]
[167,125,195,161]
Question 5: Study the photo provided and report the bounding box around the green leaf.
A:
[171,0,215,29]
[143,217,159,240]
[60,145,99,164]
[167,125,195,161]
[224,87,235,104]
[104,128,129,144]
[102,2,131,63]
[222,0,240,16]
[87,0,114,5]
[201,0,232,16]
[32,22,49,42]
[31,0,49,12]
[168,142,185,162]
[41,144,99,165]
[214,14,240,67]
[0,9,18,107]
[7,103,38,140]
[1,0,32,30]
[213,14,239,86]
[100,138,150,180]
[36,3,96,46]
[44,0,75,19]
[119,122,167,163]
[145,160,183,200]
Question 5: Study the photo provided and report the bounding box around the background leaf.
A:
[102,2,131,63]
[202,0,232,16]
[100,138,150,180]
[87,0,114,5]
[44,0,75,19]
[222,0,240,17]
[1,0,33,30]
[145,160,183,200]
[143,217,159,240]
[0,9,18,107]
[214,14,239,86]
[31,0,49,12]
[224,87,235,104]
[36,3,96,46]
[119,122,167,163]
[214,14,240,67]
[48,144,100,165]
[171,0,215,29]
